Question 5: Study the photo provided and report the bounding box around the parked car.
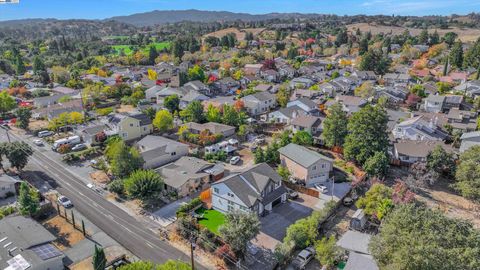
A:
[38,130,54,138]
[229,156,241,165]
[33,139,43,146]
[314,183,328,193]
[254,135,266,145]
[291,247,316,269]
[343,197,354,206]
[287,188,299,199]
[71,143,87,152]
[57,195,73,208]
[289,177,305,186]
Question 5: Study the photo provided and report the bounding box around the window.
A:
[228,201,234,205]
[312,165,316,170]
[228,205,234,211]
[228,193,234,198]
[171,152,176,156]
[130,123,134,127]
[214,187,219,193]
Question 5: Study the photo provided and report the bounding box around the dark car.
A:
[343,197,354,206]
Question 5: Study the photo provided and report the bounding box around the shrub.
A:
[215,244,237,265]
[176,198,202,216]
[108,180,125,195]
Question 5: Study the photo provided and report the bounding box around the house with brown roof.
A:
[393,140,454,164]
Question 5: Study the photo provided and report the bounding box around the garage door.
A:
[272,197,282,207]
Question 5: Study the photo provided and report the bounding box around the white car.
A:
[57,195,73,208]
[37,130,54,138]
[33,139,43,146]
[71,143,87,152]
[229,156,241,165]
[314,183,328,193]
[291,247,316,269]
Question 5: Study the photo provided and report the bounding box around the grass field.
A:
[196,208,225,234]
[111,42,171,56]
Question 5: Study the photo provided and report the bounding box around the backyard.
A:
[196,208,225,235]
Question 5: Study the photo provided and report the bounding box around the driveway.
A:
[151,197,191,227]
[252,199,313,250]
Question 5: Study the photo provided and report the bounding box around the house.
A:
[244,64,263,75]
[375,86,408,105]
[0,216,65,270]
[443,95,464,111]
[392,116,449,141]
[145,85,164,102]
[393,140,453,164]
[155,87,188,105]
[0,175,19,198]
[330,95,367,114]
[77,124,108,145]
[278,143,333,186]
[292,89,322,100]
[424,95,445,113]
[183,80,210,95]
[268,106,307,124]
[352,70,377,81]
[179,91,209,109]
[287,98,320,115]
[446,108,478,132]
[454,80,480,98]
[290,115,323,142]
[290,77,315,89]
[260,69,280,83]
[33,94,68,108]
[213,77,240,94]
[211,163,287,215]
[254,84,273,92]
[135,135,189,169]
[337,230,379,270]
[32,99,83,119]
[460,131,480,153]
[185,122,236,138]
[242,92,277,116]
[105,112,153,141]
[157,156,224,197]
[202,96,236,110]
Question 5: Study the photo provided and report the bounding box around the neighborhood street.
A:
[0,129,207,269]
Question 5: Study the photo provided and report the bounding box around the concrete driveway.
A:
[151,197,191,227]
[252,200,313,250]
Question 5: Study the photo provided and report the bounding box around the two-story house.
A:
[241,92,277,116]
[211,163,287,215]
[106,112,153,141]
[278,143,333,186]
[135,135,189,169]
[392,116,449,141]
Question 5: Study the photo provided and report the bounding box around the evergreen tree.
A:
[15,55,26,75]
[322,103,348,148]
[92,245,106,270]
[18,182,39,216]
[449,41,464,69]
[148,45,158,65]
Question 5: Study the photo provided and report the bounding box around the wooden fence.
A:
[283,181,320,198]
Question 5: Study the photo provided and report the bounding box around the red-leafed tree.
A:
[405,93,421,109]
[262,59,276,71]
[392,181,415,204]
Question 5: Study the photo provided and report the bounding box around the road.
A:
[3,130,208,269]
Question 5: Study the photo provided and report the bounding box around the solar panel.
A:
[6,254,31,270]
[31,244,62,260]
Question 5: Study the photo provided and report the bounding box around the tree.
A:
[323,103,348,148]
[277,165,291,181]
[148,45,159,65]
[335,29,348,46]
[153,110,173,132]
[164,94,180,113]
[254,148,265,164]
[179,101,205,123]
[18,182,39,216]
[450,41,464,69]
[15,107,32,130]
[315,236,341,269]
[418,29,429,44]
[105,139,144,178]
[15,54,26,75]
[355,183,393,220]
[187,65,205,82]
[0,91,17,117]
[205,104,221,123]
[118,260,191,270]
[363,151,389,178]
[124,170,164,202]
[292,131,313,146]
[359,37,369,55]
[344,105,389,165]
[359,49,390,75]
[426,145,456,176]
[454,145,480,200]
[147,69,157,80]
[463,38,480,69]
[276,84,290,108]
[370,204,480,270]
[6,141,33,171]
[32,56,46,74]
[443,32,458,47]
[218,211,260,256]
[284,213,319,249]
[354,81,375,98]
[92,245,106,270]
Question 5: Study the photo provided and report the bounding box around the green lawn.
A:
[111,45,134,55]
[196,208,225,235]
[111,42,171,56]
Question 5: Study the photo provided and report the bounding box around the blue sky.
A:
[0,0,479,21]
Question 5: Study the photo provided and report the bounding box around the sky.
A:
[0,0,479,21]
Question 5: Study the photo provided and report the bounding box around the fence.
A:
[283,181,320,198]
[52,200,88,237]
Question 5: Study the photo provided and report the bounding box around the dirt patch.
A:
[28,119,49,131]
[116,105,136,113]
[70,245,130,270]
[42,215,85,251]
[90,170,110,185]
[347,23,480,43]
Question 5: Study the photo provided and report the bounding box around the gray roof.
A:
[245,91,276,102]
[291,115,322,128]
[426,95,445,103]
[289,97,318,110]
[394,140,452,158]
[215,163,284,207]
[344,252,379,270]
[129,113,152,126]
[337,230,372,255]
[185,122,235,135]
[0,216,64,270]
[157,157,216,189]
[273,106,306,119]
[278,143,332,168]
[461,131,480,140]
[137,135,187,153]
[80,124,107,136]
[0,174,20,184]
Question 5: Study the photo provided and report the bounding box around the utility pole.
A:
[0,125,11,143]
[190,236,196,270]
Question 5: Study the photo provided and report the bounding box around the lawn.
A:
[196,208,225,235]
[111,42,171,56]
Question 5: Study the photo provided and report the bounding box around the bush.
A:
[176,198,202,217]
[204,151,227,162]
[96,107,114,116]
[108,179,125,195]
[215,244,237,265]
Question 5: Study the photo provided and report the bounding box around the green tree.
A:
[254,148,265,164]
[92,245,106,270]
[118,260,191,270]
[179,100,205,123]
[370,204,480,270]
[187,65,205,82]
[354,81,375,98]
[359,49,390,75]
[418,29,429,44]
[276,84,290,108]
[355,183,393,220]
[218,211,261,256]
[6,141,33,171]
[463,38,480,69]
[363,151,389,178]
[205,104,221,123]
[323,103,348,148]
[359,37,369,55]
[344,105,389,165]
[450,41,464,69]
[105,140,144,178]
[284,213,319,249]
[443,32,458,47]
[454,145,480,200]
[164,94,180,113]
[292,131,313,146]
[427,145,456,176]
[153,110,173,132]
[32,56,46,74]
[18,182,39,216]
[315,236,341,269]
[0,91,17,117]
[15,54,26,75]
[15,107,32,130]
[277,165,291,181]
[148,45,159,65]
[124,170,163,202]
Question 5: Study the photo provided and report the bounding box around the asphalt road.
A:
[4,130,207,269]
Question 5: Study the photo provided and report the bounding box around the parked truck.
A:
[52,135,81,151]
